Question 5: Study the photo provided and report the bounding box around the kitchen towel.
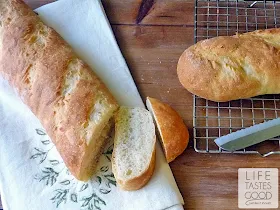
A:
[0,0,184,209]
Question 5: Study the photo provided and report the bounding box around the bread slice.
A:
[112,107,156,191]
[146,97,189,163]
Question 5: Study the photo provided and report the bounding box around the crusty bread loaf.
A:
[177,28,280,102]
[0,0,119,181]
[112,107,156,191]
[146,97,189,163]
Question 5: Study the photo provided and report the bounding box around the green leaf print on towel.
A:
[30,128,116,209]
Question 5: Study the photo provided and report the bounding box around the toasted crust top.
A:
[177,28,280,102]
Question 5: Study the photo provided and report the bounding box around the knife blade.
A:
[214,118,280,152]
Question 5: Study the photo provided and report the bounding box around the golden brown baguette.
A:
[146,97,189,163]
[177,28,280,102]
[0,0,119,181]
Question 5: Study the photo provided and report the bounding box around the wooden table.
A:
[1,1,279,210]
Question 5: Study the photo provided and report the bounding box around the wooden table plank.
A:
[173,149,280,210]
[138,0,194,26]
[103,0,194,25]
[24,0,195,26]
[111,24,194,128]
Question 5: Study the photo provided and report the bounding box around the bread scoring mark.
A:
[23,23,34,39]
[62,60,80,96]
[240,60,257,78]
[62,59,91,96]
[53,99,64,133]
[22,64,36,92]
[83,93,107,144]
[23,64,33,83]
[196,44,261,83]
[54,59,93,140]
[247,32,280,50]
[60,59,114,145]
[220,57,239,79]
[24,22,48,46]
[90,96,106,122]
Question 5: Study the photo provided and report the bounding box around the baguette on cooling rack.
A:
[177,28,280,102]
[112,107,156,191]
[0,0,119,181]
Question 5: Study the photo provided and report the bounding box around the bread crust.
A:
[112,139,156,191]
[177,28,280,102]
[0,0,119,180]
[146,97,189,163]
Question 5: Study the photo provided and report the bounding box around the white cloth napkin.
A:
[0,0,184,209]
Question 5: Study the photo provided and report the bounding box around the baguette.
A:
[146,97,189,163]
[0,0,119,181]
[177,28,280,102]
[112,107,156,191]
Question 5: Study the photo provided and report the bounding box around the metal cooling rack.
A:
[193,0,280,156]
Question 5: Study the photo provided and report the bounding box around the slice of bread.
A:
[146,97,189,163]
[112,106,156,191]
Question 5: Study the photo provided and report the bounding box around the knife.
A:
[214,118,280,152]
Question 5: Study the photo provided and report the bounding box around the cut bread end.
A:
[146,97,189,163]
[77,118,114,181]
[112,106,156,191]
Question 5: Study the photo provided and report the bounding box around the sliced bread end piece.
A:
[112,106,156,191]
[146,97,189,163]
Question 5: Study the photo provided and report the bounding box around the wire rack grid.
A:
[194,0,280,156]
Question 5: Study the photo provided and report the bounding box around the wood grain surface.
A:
[1,1,279,210]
